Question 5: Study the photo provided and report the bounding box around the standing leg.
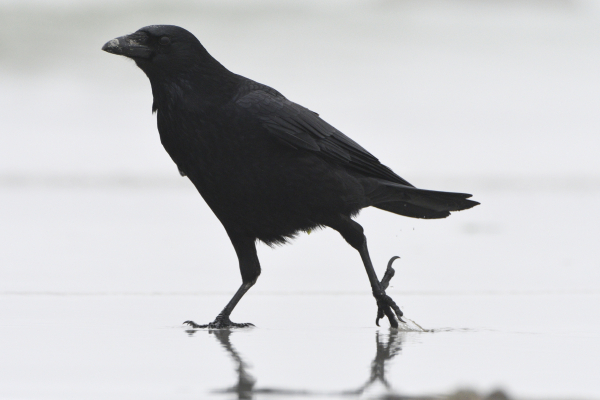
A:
[325,215,404,328]
[185,232,261,329]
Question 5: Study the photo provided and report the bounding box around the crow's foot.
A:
[375,256,405,328]
[183,316,254,329]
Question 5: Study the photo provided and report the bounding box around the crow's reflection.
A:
[185,328,405,398]
[188,329,256,399]
[343,330,404,395]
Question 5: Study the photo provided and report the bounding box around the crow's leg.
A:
[326,215,404,328]
[184,233,260,329]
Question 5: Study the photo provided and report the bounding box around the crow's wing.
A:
[236,89,414,187]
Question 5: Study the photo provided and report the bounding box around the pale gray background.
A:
[1,1,599,399]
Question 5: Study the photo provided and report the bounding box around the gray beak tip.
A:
[101,35,152,59]
[102,38,121,54]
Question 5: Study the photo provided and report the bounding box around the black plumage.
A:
[102,25,478,328]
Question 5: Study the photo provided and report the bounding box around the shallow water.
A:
[1,187,599,398]
[1,293,599,399]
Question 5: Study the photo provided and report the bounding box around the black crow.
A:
[102,25,478,328]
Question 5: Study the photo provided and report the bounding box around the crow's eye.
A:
[159,36,171,46]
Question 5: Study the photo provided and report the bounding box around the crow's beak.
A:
[102,33,152,59]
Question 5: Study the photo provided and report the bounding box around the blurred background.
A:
[1,0,598,294]
[1,0,600,398]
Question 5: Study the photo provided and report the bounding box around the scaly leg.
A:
[326,215,404,328]
[185,232,260,329]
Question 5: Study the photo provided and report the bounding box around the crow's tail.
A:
[364,179,479,219]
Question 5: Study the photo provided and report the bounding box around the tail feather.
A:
[374,202,452,219]
[365,179,479,219]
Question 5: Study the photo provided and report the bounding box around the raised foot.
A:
[183,317,254,329]
[375,256,405,328]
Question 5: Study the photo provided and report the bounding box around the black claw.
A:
[374,256,404,328]
[236,322,255,328]
[376,307,385,326]
[381,256,399,290]
[387,255,401,269]
[384,294,404,323]
[376,310,383,326]
[183,320,207,328]
[382,303,398,328]
[183,319,254,329]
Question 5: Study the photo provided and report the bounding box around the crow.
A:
[102,25,478,329]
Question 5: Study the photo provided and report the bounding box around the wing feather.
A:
[236,89,414,187]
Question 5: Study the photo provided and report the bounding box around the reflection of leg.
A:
[325,215,404,327]
[211,330,256,399]
[368,331,390,389]
[184,233,260,329]
[371,329,404,388]
[384,329,404,359]
[346,329,406,396]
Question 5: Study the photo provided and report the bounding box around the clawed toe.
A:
[183,320,208,329]
[230,322,255,328]
[374,256,405,328]
[183,318,254,329]
[375,296,405,327]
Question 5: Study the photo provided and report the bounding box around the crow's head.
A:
[102,25,213,78]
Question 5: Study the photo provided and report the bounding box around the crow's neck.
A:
[149,63,241,114]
